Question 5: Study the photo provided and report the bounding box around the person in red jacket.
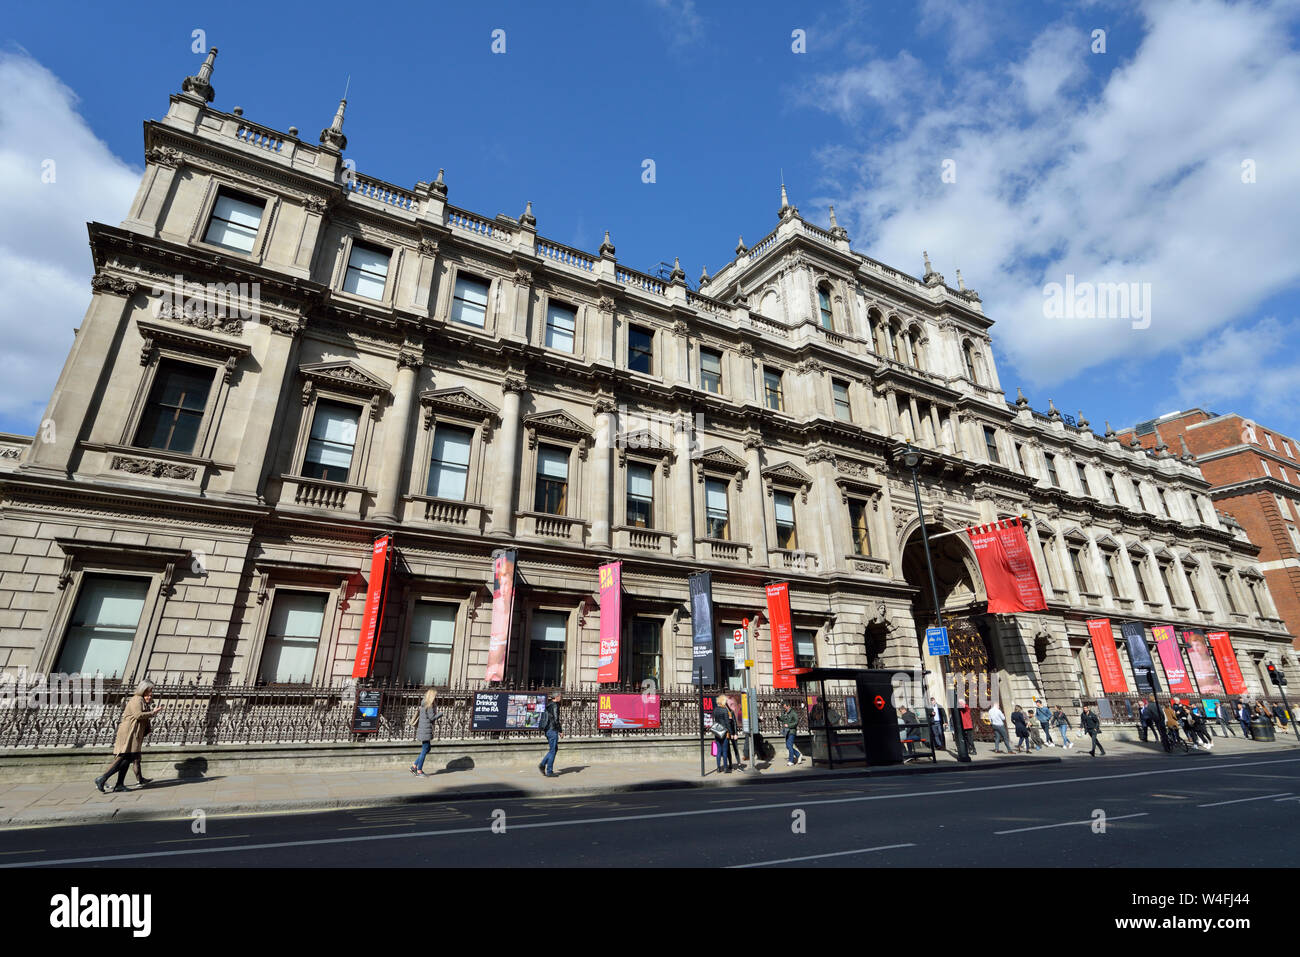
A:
[957,698,976,755]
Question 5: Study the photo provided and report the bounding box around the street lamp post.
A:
[905,445,970,763]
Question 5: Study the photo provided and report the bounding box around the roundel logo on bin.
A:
[874,695,886,710]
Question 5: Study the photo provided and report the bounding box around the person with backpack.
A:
[711,694,735,773]
[409,688,439,776]
[1081,705,1105,756]
[779,700,802,766]
[1011,705,1032,752]
[1051,705,1074,749]
[537,692,563,777]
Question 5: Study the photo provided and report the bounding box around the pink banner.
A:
[597,693,660,729]
[597,562,623,683]
[966,518,1048,613]
[1152,624,1194,694]
[485,550,517,683]
[1086,618,1128,693]
[1182,629,1225,696]
[1206,631,1249,696]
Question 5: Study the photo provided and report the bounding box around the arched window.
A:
[963,340,980,383]
[817,284,834,330]
[868,309,883,354]
[889,319,905,363]
[907,326,924,369]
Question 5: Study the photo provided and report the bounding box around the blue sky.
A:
[2,0,1299,440]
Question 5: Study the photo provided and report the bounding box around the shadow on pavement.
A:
[434,756,475,774]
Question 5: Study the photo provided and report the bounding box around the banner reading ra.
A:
[597,561,623,683]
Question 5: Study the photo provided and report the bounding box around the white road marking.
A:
[731,843,915,868]
[994,813,1148,835]
[1197,792,1292,807]
[8,756,1298,868]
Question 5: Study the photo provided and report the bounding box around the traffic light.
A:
[1267,662,1288,686]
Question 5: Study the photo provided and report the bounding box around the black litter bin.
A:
[1251,718,1276,742]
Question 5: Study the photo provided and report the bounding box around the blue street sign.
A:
[926,626,950,656]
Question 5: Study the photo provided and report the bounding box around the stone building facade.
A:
[0,52,1294,713]
[1119,410,1300,656]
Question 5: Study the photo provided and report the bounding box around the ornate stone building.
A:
[0,51,1294,711]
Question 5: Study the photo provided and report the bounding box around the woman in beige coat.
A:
[94,681,163,793]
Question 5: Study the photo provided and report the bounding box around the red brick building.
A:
[1119,410,1300,658]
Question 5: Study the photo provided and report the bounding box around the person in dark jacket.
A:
[1143,698,1169,751]
[1137,697,1152,742]
[409,688,439,776]
[928,696,947,750]
[779,701,802,766]
[1011,705,1031,752]
[538,692,563,777]
[956,699,976,754]
[712,694,736,773]
[1238,700,1254,739]
[1081,706,1105,756]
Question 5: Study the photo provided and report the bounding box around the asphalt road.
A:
[4,751,1298,868]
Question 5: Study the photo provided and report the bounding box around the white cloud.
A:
[0,51,139,434]
[799,0,1300,394]
[1175,316,1300,415]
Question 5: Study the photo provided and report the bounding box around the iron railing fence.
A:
[0,681,819,750]
[1081,694,1295,728]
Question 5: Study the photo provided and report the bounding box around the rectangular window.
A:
[451,274,489,328]
[794,628,817,670]
[544,302,576,352]
[528,611,567,687]
[535,445,569,515]
[55,574,149,678]
[700,348,723,394]
[427,424,472,500]
[1131,560,1150,602]
[1015,443,1029,474]
[1103,553,1119,599]
[1069,546,1089,592]
[629,617,661,689]
[1283,467,1291,483]
[1265,432,1277,450]
[1188,570,1207,609]
[833,380,852,421]
[1262,459,1271,477]
[1104,471,1118,502]
[983,426,1000,464]
[134,359,213,455]
[774,491,797,549]
[1248,580,1266,617]
[342,241,390,300]
[259,591,326,684]
[1285,441,1294,458]
[1217,570,1240,614]
[705,477,729,540]
[764,369,784,412]
[303,400,360,483]
[1045,454,1059,487]
[1159,563,1176,603]
[203,190,264,253]
[849,500,871,555]
[626,462,655,528]
[817,288,834,330]
[628,325,654,375]
[405,601,456,686]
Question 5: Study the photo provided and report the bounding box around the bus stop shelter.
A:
[793,667,907,768]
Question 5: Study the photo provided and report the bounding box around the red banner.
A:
[1207,631,1249,696]
[1152,624,1194,694]
[1086,618,1128,693]
[597,693,660,729]
[966,518,1047,613]
[1182,629,1225,696]
[597,562,623,683]
[485,550,517,683]
[765,582,797,689]
[350,535,393,679]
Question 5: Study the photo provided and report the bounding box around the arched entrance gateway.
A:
[900,523,1001,738]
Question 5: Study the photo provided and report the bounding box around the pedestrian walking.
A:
[1011,705,1031,752]
[988,703,1013,753]
[1081,705,1106,756]
[1051,705,1074,749]
[1163,701,1189,753]
[780,700,802,766]
[725,695,746,771]
[1137,697,1152,742]
[95,681,163,793]
[409,688,439,776]
[928,696,947,750]
[1027,717,1046,751]
[537,691,563,777]
[1237,699,1253,739]
[957,698,976,755]
[1143,697,1169,751]
[1189,701,1213,749]
[1034,699,1055,746]
[711,694,735,773]
[1212,699,1236,737]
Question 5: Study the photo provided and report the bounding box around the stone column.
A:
[907,396,922,443]
[743,432,770,566]
[809,451,845,571]
[25,276,141,476]
[590,396,616,548]
[228,320,304,500]
[1055,526,1080,602]
[488,375,526,536]
[672,409,696,559]
[371,351,421,522]
[883,388,902,438]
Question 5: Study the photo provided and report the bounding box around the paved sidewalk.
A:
[2,731,1294,829]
